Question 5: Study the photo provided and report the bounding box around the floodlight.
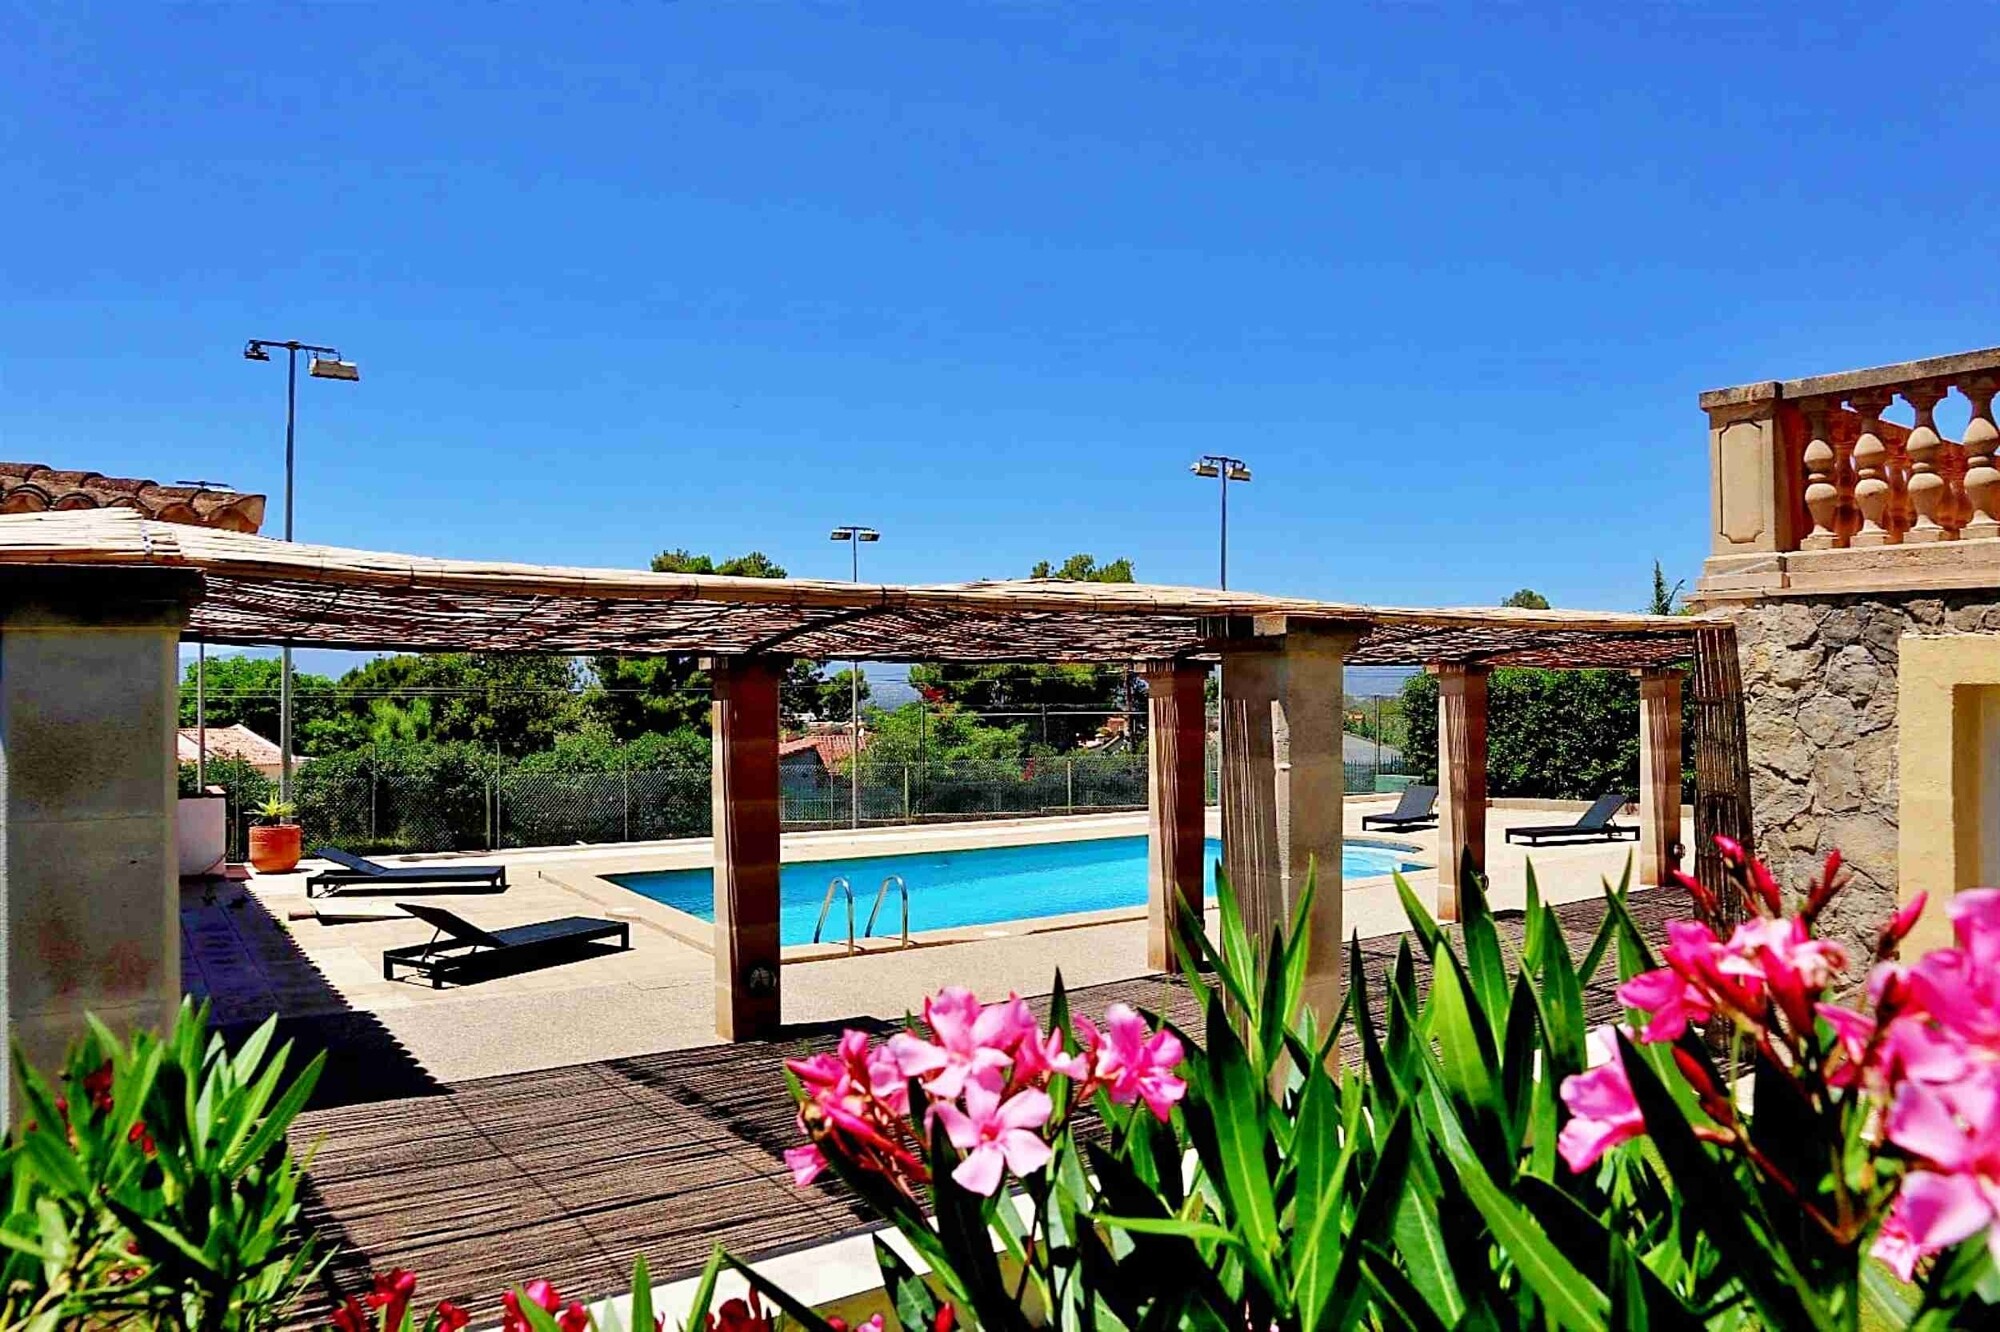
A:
[308,356,360,382]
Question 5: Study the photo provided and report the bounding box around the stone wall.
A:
[1732,592,2000,964]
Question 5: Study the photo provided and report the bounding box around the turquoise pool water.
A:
[605,835,1424,946]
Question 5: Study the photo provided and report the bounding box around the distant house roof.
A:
[0,463,265,532]
[176,724,296,769]
[779,729,867,768]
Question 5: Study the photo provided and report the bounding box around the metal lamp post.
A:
[828,526,880,829]
[243,339,360,801]
[1189,455,1251,589]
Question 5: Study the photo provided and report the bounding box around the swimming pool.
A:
[604,835,1424,946]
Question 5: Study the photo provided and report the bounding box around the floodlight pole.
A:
[830,525,880,829]
[244,338,355,804]
[1191,454,1250,589]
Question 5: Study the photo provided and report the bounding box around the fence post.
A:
[1066,758,1075,812]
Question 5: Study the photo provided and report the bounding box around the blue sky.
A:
[4,3,1995,638]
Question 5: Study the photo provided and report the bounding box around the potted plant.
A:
[246,797,302,873]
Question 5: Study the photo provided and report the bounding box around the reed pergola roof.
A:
[0,509,1704,668]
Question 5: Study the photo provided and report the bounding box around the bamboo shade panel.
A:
[0,509,1704,668]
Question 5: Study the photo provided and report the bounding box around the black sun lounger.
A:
[1361,784,1438,831]
[383,903,631,988]
[1503,793,1639,846]
[306,846,508,899]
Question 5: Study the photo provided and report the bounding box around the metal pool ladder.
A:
[813,876,855,954]
[865,874,910,948]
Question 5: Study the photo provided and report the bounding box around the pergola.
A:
[0,509,1736,1050]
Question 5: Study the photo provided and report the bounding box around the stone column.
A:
[1638,668,1684,888]
[1139,661,1207,973]
[0,567,199,1122]
[708,655,785,1041]
[1219,622,1355,1027]
[1435,664,1489,922]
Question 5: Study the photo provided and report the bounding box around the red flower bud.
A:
[1670,1046,1734,1124]
[1749,857,1783,916]
[1884,893,1928,948]
[1670,870,1719,918]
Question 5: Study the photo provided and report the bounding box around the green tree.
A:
[1501,587,1551,609]
[1650,559,1687,615]
[861,700,1027,767]
[177,655,336,743]
[327,653,581,758]
[1030,552,1135,582]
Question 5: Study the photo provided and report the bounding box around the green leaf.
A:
[1434,1133,1610,1332]
[1392,871,1441,956]
[629,1253,656,1332]
[1097,1215,1242,1248]
[1456,861,1510,1031]
[1201,995,1282,1294]
[1359,1243,1452,1332]
[1287,1069,1358,1317]
[1425,947,1502,1121]
[875,1236,942,1332]
[1313,1106,1418,1331]
[1388,1188,1463,1327]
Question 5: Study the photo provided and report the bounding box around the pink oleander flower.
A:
[784,1142,828,1187]
[1907,890,2000,1051]
[1012,1020,1090,1084]
[1077,1004,1186,1120]
[888,988,1027,1098]
[1871,1204,1926,1283]
[1817,1003,1877,1089]
[826,1316,886,1332]
[1880,1069,2000,1271]
[1557,1029,1644,1172]
[932,1081,1053,1195]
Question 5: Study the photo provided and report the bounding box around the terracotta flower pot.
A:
[248,823,303,874]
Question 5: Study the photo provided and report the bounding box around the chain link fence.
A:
[279,749,1406,856]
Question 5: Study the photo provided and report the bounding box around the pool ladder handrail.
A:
[813,876,856,954]
[865,874,910,948]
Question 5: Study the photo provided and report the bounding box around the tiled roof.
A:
[779,730,867,767]
[176,724,298,768]
[0,463,265,532]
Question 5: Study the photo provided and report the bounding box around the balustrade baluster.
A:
[1901,381,1955,541]
[1962,374,2000,540]
[1800,399,1845,548]
[1848,389,1897,545]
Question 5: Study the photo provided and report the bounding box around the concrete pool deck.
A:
[185,796,1686,1083]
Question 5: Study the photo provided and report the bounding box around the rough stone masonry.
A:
[1732,592,2000,968]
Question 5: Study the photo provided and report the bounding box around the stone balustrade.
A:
[1697,347,2000,603]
